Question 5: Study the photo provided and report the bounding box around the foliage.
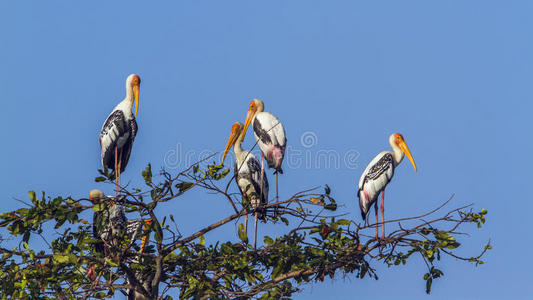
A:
[0,161,490,299]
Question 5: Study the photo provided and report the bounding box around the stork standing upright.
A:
[358,133,417,240]
[222,122,269,248]
[99,74,141,196]
[242,99,286,203]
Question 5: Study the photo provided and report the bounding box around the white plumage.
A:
[243,99,286,174]
[357,133,417,239]
[222,122,269,216]
[89,190,143,254]
[358,151,395,220]
[253,111,286,173]
[234,147,269,218]
[99,74,140,176]
[222,122,269,247]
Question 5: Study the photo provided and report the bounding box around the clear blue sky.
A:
[1,1,531,299]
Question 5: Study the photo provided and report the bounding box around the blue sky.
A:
[1,1,531,299]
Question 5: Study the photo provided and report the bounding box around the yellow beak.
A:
[242,107,256,141]
[222,125,240,165]
[133,84,140,116]
[398,140,417,172]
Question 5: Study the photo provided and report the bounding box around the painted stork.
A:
[242,99,286,203]
[358,133,417,240]
[88,190,151,284]
[89,189,146,253]
[222,122,269,248]
[99,74,140,196]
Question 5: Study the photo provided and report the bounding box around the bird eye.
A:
[394,134,401,143]
[131,75,141,86]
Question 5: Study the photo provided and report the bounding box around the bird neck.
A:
[124,84,135,105]
[233,132,245,156]
[118,91,134,116]
[389,138,404,166]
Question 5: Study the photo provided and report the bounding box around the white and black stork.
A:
[87,189,145,284]
[99,74,141,196]
[222,122,269,248]
[242,99,285,202]
[89,189,144,255]
[358,133,417,240]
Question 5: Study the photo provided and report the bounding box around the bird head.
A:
[88,189,105,204]
[221,122,244,165]
[392,133,417,172]
[242,99,264,139]
[127,74,141,116]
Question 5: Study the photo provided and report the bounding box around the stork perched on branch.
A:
[88,190,148,255]
[358,133,417,240]
[99,74,141,196]
[87,190,151,287]
[222,122,269,248]
[242,99,286,203]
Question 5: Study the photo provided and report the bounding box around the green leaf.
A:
[264,236,274,245]
[238,223,248,243]
[220,168,230,178]
[176,182,194,193]
[324,203,337,211]
[154,220,163,244]
[199,235,205,246]
[106,258,119,267]
[22,232,30,243]
[337,219,351,226]
[53,254,69,264]
[28,191,37,204]
[92,203,104,212]
[445,241,461,249]
[94,176,106,182]
[426,249,434,262]
[434,230,455,242]
[425,277,433,294]
[142,164,153,186]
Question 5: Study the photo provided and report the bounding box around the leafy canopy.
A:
[0,162,490,299]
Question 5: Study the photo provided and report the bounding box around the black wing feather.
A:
[363,153,394,184]
[247,158,269,207]
[359,153,395,221]
[248,158,269,220]
[253,118,273,145]
[119,118,137,172]
[99,110,127,169]
[99,110,137,172]
[234,157,269,220]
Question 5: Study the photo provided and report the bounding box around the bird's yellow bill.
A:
[242,106,256,141]
[133,84,140,116]
[222,123,241,165]
[398,140,417,172]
